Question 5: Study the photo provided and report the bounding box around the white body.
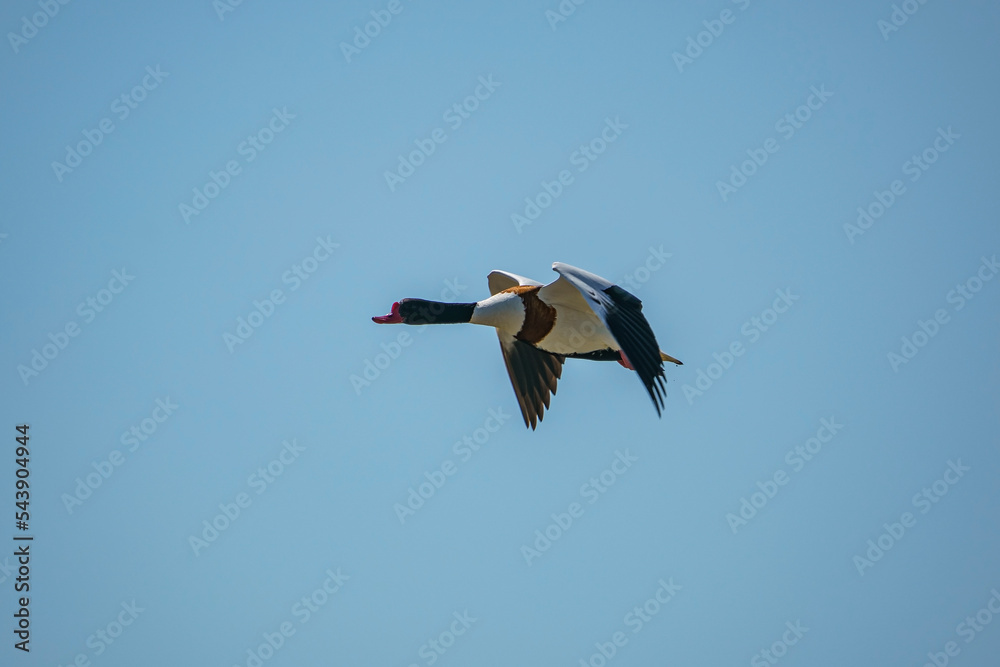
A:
[535,306,617,355]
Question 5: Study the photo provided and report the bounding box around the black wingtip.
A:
[646,373,666,418]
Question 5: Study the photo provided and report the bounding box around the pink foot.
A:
[372,302,402,324]
[617,350,634,370]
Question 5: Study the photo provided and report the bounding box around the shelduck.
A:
[372,263,682,429]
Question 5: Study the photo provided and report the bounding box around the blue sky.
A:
[2,0,999,665]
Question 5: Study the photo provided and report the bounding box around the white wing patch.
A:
[544,262,668,416]
[487,270,542,296]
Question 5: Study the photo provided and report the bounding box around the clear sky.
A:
[2,1,999,665]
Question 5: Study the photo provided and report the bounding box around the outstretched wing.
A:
[487,270,542,296]
[542,262,667,416]
[498,334,564,430]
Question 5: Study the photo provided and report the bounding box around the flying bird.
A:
[372,262,682,429]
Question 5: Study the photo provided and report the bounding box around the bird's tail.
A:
[660,351,683,366]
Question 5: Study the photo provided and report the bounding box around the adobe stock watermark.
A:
[726,417,844,534]
[750,621,809,667]
[383,75,501,192]
[213,0,249,21]
[887,254,997,372]
[61,397,180,514]
[179,107,295,224]
[852,459,970,576]
[223,236,338,353]
[843,126,959,244]
[578,578,682,667]
[618,245,672,292]
[919,586,1000,667]
[878,0,934,41]
[521,449,638,566]
[340,0,416,63]
[17,268,135,387]
[56,600,144,665]
[0,557,17,585]
[51,66,169,182]
[232,567,349,667]
[351,276,468,395]
[510,117,628,233]
[682,288,799,404]
[393,407,513,524]
[545,0,590,31]
[188,438,305,556]
[406,611,478,667]
[716,85,833,202]
[7,0,75,54]
[672,0,756,73]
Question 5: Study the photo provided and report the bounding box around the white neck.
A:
[470,292,525,334]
